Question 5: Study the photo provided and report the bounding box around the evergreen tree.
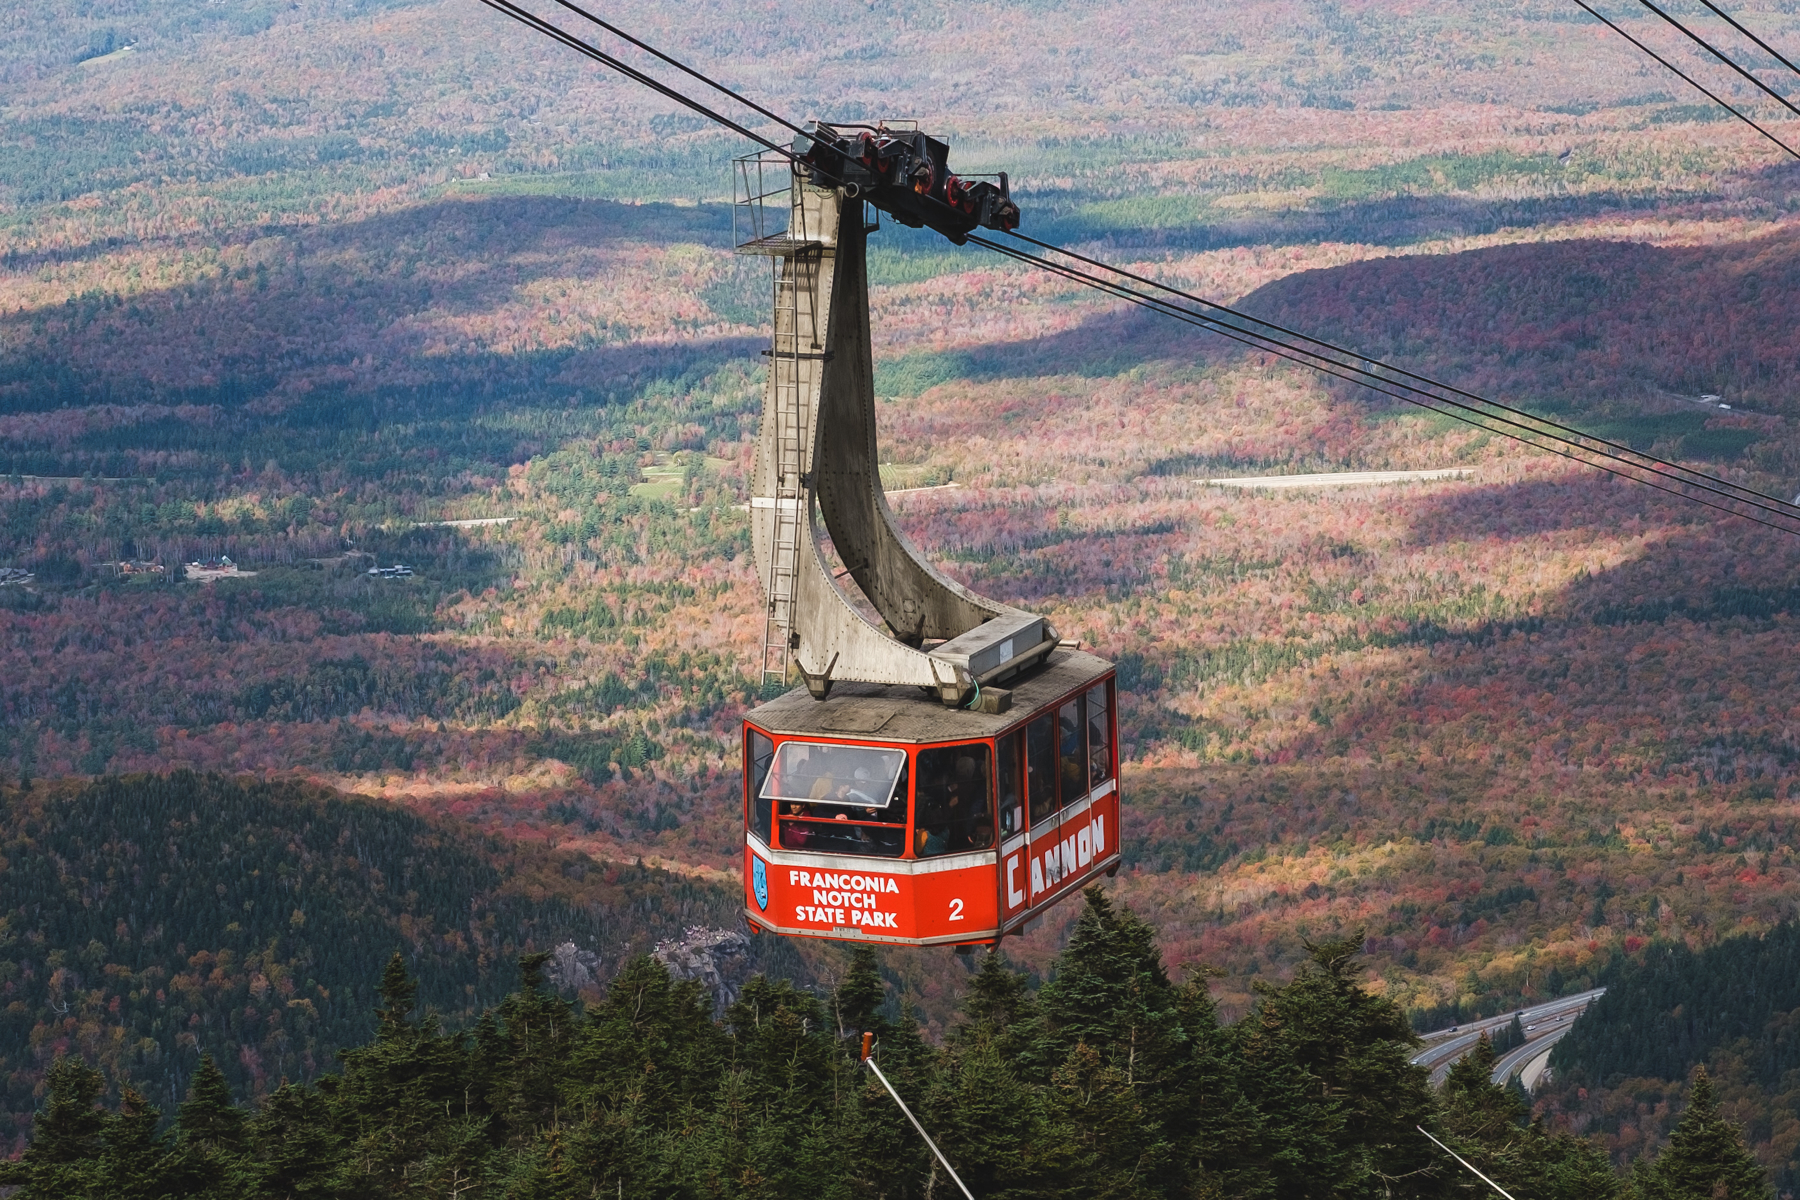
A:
[1028,888,1185,1093]
[1534,1122,1621,1200]
[1634,1067,1772,1200]
[832,944,935,1197]
[563,953,726,1198]
[705,975,846,1198]
[1176,974,1273,1199]
[1037,1041,1169,1200]
[949,948,1037,1058]
[1435,1028,1620,1198]
[1236,935,1441,1197]
[246,1082,343,1199]
[24,1055,107,1164]
[928,1020,1049,1200]
[175,1055,251,1155]
[97,1087,172,1200]
[333,952,477,1197]
[1227,1036,1351,1196]
[482,951,577,1145]
[833,944,888,1039]
[1019,890,1187,1196]
[1491,1013,1525,1055]
[1440,1036,1531,1197]
[165,1055,254,1198]
[930,948,1052,1197]
[1503,1073,1531,1111]
[374,950,420,1041]
[0,1055,107,1197]
[847,994,935,1200]
[1442,1035,1526,1144]
[1430,1033,1621,1199]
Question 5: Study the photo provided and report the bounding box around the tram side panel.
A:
[746,844,1000,944]
[998,673,1121,932]
[1018,781,1120,916]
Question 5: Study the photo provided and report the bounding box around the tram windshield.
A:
[761,741,907,808]
[771,744,910,859]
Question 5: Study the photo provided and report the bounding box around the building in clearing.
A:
[185,556,254,582]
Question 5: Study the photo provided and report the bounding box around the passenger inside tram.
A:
[997,728,1024,837]
[915,744,994,857]
[765,741,909,858]
[1057,698,1087,803]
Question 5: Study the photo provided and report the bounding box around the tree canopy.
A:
[2,887,1765,1199]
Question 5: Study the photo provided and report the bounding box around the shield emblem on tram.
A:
[751,856,769,910]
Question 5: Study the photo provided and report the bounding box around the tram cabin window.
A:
[1026,713,1057,826]
[763,741,908,858]
[997,729,1024,837]
[762,741,905,806]
[1058,698,1087,805]
[915,744,994,858]
[747,729,775,844]
[1086,681,1113,789]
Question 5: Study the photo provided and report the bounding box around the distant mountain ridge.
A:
[1243,231,1800,449]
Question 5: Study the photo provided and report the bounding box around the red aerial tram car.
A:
[743,649,1119,946]
[731,127,1125,946]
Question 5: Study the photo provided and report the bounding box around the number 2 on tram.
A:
[743,649,1120,946]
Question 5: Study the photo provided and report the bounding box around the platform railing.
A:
[732,150,800,251]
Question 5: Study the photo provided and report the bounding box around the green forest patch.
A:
[1313,149,1569,200]
[0,772,754,1132]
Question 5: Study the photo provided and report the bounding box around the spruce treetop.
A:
[374,952,418,1041]
[1635,1066,1772,1200]
[176,1055,248,1155]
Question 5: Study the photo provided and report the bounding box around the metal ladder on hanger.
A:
[759,194,821,690]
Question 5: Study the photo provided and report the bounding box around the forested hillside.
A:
[0,891,1675,1200]
[1241,231,1800,472]
[0,772,787,1154]
[1543,922,1800,1189]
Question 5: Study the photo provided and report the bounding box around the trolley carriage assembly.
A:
[737,131,1123,946]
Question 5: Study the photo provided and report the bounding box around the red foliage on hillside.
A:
[1246,228,1800,419]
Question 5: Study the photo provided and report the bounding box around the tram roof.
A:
[749,649,1114,744]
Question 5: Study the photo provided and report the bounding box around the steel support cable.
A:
[997,230,1800,526]
[968,235,1800,537]
[472,0,792,156]
[473,0,855,191]
[978,239,1800,535]
[1630,0,1800,117]
[981,239,1800,534]
[1693,0,1800,85]
[1563,0,1800,158]
[537,0,809,139]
